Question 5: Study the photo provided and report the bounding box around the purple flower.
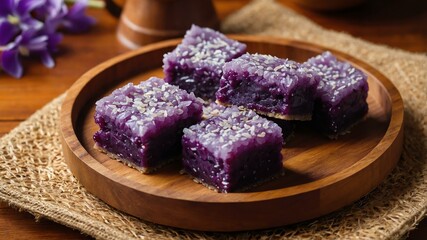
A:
[0,0,96,78]
[0,20,19,45]
[62,0,96,33]
[1,28,62,78]
[0,0,45,31]
[34,0,68,32]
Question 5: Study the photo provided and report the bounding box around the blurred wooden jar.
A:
[105,0,219,49]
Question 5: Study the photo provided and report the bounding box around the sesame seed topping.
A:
[220,53,319,108]
[302,51,368,105]
[184,106,283,160]
[163,25,246,75]
[95,77,203,137]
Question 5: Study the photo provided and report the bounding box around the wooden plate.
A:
[60,36,404,232]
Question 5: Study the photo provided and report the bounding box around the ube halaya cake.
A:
[163,25,247,100]
[203,102,294,145]
[93,77,203,173]
[182,106,283,193]
[303,51,369,138]
[202,102,227,119]
[265,116,295,145]
[216,53,319,120]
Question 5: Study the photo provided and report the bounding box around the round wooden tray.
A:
[60,36,404,232]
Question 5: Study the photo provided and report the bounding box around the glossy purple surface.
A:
[163,25,246,100]
[216,53,319,119]
[182,106,283,192]
[93,77,203,171]
[203,102,294,144]
[266,116,295,144]
[303,52,369,137]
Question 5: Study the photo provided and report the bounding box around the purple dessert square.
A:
[303,51,369,138]
[202,102,227,119]
[182,106,283,193]
[203,102,294,145]
[216,53,319,120]
[163,25,246,100]
[265,116,295,145]
[94,77,203,173]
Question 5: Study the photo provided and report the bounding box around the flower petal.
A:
[1,50,23,78]
[63,0,96,33]
[0,0,14,17]
[47,32,63,51]
[27,35,48,51]
[44,0,64,18]
[16,0,45,17]
[19,28,37,44]
[34,0,67,22]
[67,0,87,15]
[39,50,55,68]
[0,20,18,45]
[20,16,44,31]
[62,15,96,33]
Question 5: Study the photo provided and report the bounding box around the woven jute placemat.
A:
[1,0,426,239]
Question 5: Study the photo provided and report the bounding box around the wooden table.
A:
[1,0,426,239]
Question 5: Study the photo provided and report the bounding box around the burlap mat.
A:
[1,0,426,239]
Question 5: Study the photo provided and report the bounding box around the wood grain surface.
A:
[60,36,403,231]
[1,0,426,238]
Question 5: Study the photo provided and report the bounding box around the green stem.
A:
[64,0,105,8]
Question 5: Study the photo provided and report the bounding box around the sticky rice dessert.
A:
[182,106,283,193]
[216,53,319,120]
[163,25,247,100]
[93,77,203,173]
[303,51,369,138]
[265,116,295,145]
[203,102,294,145]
